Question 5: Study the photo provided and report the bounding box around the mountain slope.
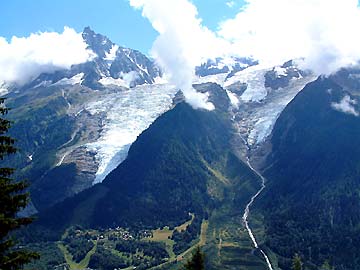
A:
[3,27,174,212]
[255,73,360,270]
[30,84,227,228]
[23,84,272,270]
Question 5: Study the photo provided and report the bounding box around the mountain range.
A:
[3,27,360,270]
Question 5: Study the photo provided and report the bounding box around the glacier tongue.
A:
[234,74,318,146]
[86,83,177,184]
[224,64,269,102]
[194,63,317,147]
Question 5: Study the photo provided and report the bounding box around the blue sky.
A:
[0,0,244,54]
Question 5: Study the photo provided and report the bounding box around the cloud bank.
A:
[219,0,360,74]
[130,0,360,96]
[129,0,230,110]
[0,27,94,85]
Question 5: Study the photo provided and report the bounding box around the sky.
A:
[2,0,360,110]
[0,0,243,54]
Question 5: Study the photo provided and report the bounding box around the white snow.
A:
[154,76,168,84]
[33,80,52,88]
[274,66,287,77]
[226,90,240,108]
[225,64,270,102]
[105,45,119,61]
[86,83,178,184]
[54,73,84,86]
[99,71,139,88]
[241,74,318,145]
[192,73,228,86]
[99,77,127,88]
[0,88,8,96]
[0,81,9,96]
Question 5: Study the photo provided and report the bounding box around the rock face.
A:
[195,57,258,77]
[21,26,161,91]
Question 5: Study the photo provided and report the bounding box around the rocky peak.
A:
[82,26,115,59]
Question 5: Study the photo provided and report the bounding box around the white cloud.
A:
[226,1,236,8]
[129,0,231,110]
[331,95,359,116]
[218,0,360,74]
[0,27,95,85]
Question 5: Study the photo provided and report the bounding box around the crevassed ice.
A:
[86,83,177,184]
[224,64,269,102]
[195,63,317,146]
[246,74,318,145]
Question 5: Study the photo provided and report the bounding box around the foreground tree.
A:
[182,246,205,270]
[292,253,302,270]
[0,98,39,269]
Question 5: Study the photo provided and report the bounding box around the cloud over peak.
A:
[219,0,360,74]
[0,27,95,85]
[129,0,228,110]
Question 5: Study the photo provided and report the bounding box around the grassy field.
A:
[148,213,196,260]
[148,219,209,270]
[58,241,97,270]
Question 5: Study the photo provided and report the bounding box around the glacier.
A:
[85,62,316,184]
[196,63,317,146]
[85,83,177,184]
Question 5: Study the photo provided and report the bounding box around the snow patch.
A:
[54,73,84,86]
[274,66,287,77]
[99,71,139,88]
[226,90,240,108]
[154,76,168,84]
[99,77,127,88]
[33,80,52,88]
[105,45,119,61]
[193,73,228,86]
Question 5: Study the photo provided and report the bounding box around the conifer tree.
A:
[320,260,332,270]
[0,98,39,270]
[292,253,302,270]
[183,246,205,270]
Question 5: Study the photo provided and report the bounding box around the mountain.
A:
[3,27,174,213]
[3,26,316,215]
[22,83,277,270]
[21,26,162,91]
[9,27,357,270]
[195,57,258,78]
[252,69,360,270]
[31,83,240,230]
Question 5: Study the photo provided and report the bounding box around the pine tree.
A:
[0,98,39,270]
[292,253,302,270]
[183,246,205,270]
[320,260,332,270]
